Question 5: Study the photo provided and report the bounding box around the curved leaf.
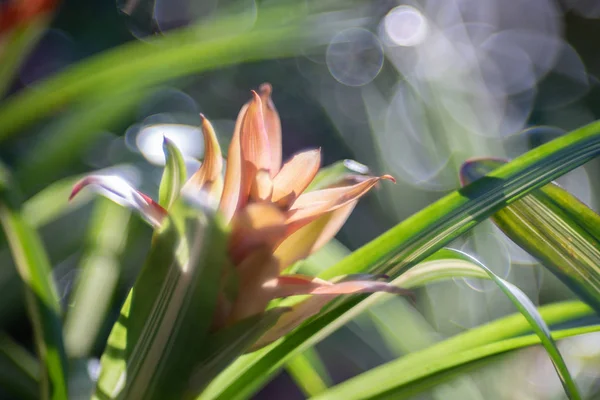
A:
[442,249,580,399]
[0,167,68,400]
[461,158,600,313]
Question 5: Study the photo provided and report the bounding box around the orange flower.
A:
[70,84,406,348]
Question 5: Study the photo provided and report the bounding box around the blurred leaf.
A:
[22,174,88,227]
[63,198,131,358]
[0,332,40,400]
[199,119,600,400]
[15,89,149,194]
[0,166,68,400]
[159,138,186,210]
[461,158,600,313]
[0,18,49,97]
[0,5,339,141]
[311,324,600,400]
[286,347,331,397]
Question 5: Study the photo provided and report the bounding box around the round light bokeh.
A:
[326,28,384,87]
[383,5,429,47]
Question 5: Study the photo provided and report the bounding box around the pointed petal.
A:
[239,91,272,210]
[186,114,224,200]
[69,175,167,227]
[274,202,356,270]
[219,104,248,223]
[264,274,408,298]
[271,149,321,208]
[285,174,395,234]
[228,248,280,323]
[228,203,286,264]
[258,83,282,176]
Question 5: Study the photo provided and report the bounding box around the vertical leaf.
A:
[92,203,229,400]
[0,166,68,400]
[63,198,131,358]
[159,138,187,210]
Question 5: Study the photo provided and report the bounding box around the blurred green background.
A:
[2,0,600,399]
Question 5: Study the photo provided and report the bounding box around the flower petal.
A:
[271,149,321,208]
[239,91,272,210]
[185,114,224,200]
[219,103,248,223]
[228,203,286,264]
[228,247,280,323]
[285,174,395,234]
[264,274,408,298]
[69,175,167,227]
[258,83,282,176]
[250,275,411,348]
[249,169,273,202]
[274,202,356,270]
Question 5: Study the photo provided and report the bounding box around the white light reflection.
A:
[135,124,203,165]
[383,5,428,47]
[326,28,384,87]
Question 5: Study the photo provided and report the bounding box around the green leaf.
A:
[311,324,600,400]
[22,174,88,228]
[187,308,290,397]
[199,119,600,400]
[200,301,592,400]
[286,347,332,397]
[15,89,149,194]
[63,198,131,358]
[92,204,229,400]
[0,5,338,141]
[461,158,600,313]
[159,138,187,210]
[0,167,68,400]
[443,249,580,399]
[0,332,40,400]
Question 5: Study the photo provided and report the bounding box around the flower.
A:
[0,0,58,35]
[70,84,407,349]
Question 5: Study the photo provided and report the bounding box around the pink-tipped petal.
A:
[238,91,272,210]
[69,175,167,227]
[271,149,321,208]
[284,174,395,235]
[264,274,409,298]
[258,83,282,176]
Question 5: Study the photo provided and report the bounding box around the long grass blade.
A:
[311,325,600,400]
[0,166,68,400]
